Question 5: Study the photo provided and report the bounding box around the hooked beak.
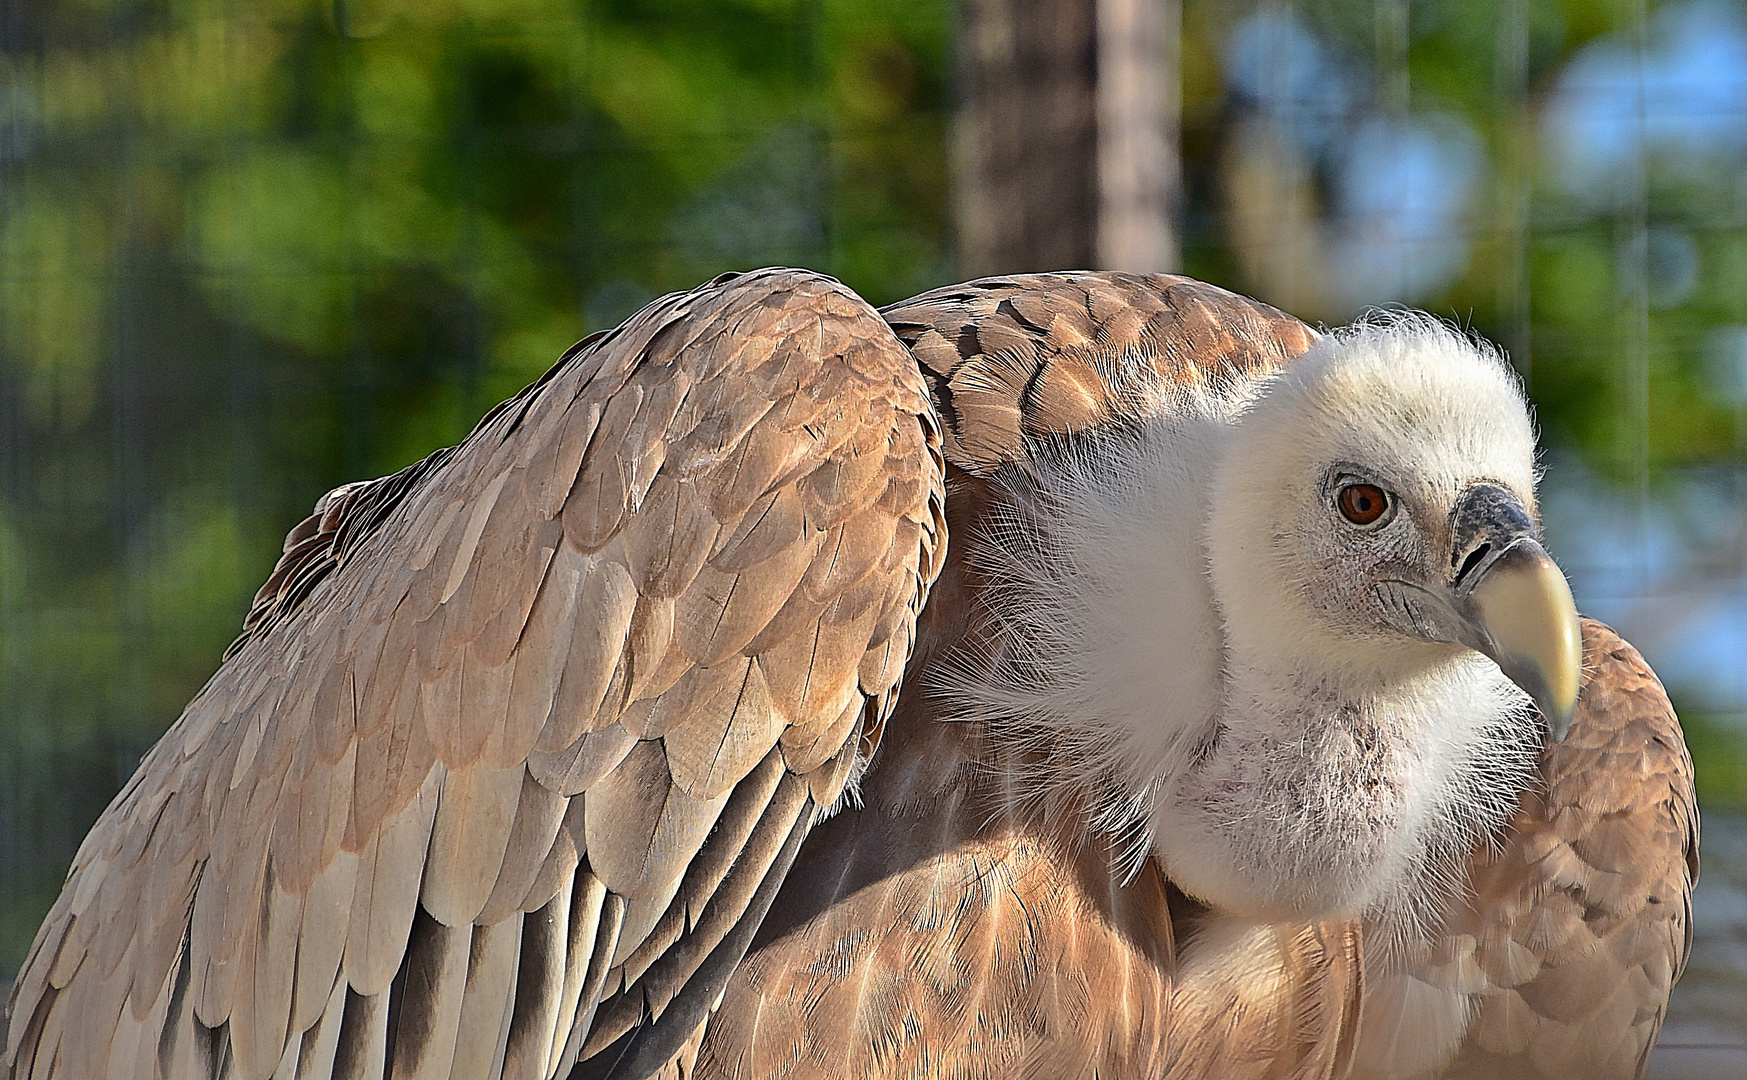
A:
[1377,484,1583,742]
[1455,537,1583,742]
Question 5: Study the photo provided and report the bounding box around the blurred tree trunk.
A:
[954,0,1180,276]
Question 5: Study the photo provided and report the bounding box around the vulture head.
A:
[965,314,1581,926]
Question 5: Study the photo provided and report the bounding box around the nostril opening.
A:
[1453,542,1492,586]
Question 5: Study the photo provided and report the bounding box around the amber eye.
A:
[1337,484,1391,526]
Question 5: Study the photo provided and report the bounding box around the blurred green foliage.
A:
[1679,705,1747,809]
[4,0,1746,983]
[0,0,951,978]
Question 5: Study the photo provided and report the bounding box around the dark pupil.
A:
[1342,485,1384,523]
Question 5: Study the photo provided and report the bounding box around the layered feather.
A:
[3,268,945,1080]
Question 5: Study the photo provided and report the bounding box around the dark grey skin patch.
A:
[1449,483,1535,586]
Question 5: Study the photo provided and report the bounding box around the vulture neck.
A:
[1158,583,1541,924]
[948,418,1538,927]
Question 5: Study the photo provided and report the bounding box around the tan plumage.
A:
[4,268,943,1080]
[3,270,1694,1080]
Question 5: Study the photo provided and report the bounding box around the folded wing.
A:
[3,268,946,1080]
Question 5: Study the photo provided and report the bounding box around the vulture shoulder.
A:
[1353,619,1699,1080]
[3,268,946,1080]
[881,270,1319,466]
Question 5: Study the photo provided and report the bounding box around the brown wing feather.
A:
[1353,618,1697,1080]
[719,779,1360,1080]
[4,268,945,1080]
[697,272,1352,1078]
[881,270,1318,469]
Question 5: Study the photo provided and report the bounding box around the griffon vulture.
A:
[3,269,1697,1080]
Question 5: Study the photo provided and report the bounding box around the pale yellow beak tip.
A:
[1468,541,1583,743]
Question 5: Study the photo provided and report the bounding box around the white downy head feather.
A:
[941,313,1543,936]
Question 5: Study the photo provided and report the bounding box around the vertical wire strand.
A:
[569,1,590,334]
[109,3,145,778]
[1618,0,1651,600]
[1376,0,1410,300]
[226,0,258,645]
[1375,0,1409,116]
[0,0,19,960]
[1496,0,1531,389]
[801,0,835,276]
[458,19,484,430]
[1257,0,1298,308]
[341,10,369,481]
[1736,183,1747,454]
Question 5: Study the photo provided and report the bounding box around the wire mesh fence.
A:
[3,0,1746,1066]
